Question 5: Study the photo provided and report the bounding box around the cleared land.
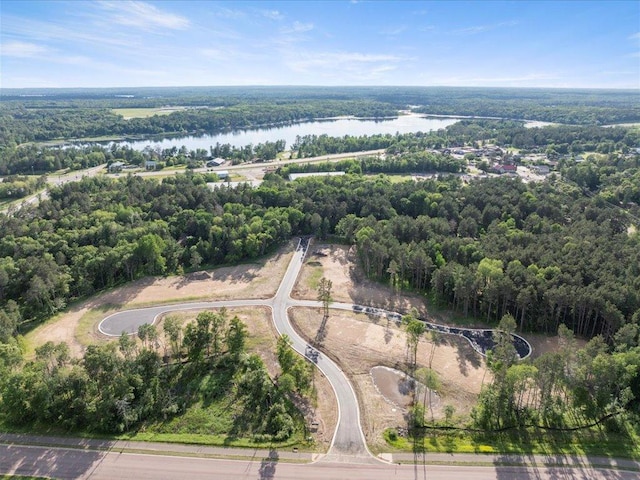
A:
[293,244,429,317]
[289,243,579,451]
[291,244,489,450]
[24,239,567,452]
[25,243,295,358]
[112,107,189,119]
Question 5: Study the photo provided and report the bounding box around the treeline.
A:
[409,88,640,125]
[0,175,46,200]
[1,310,312,440]
[3,119,638,176]
[0,170,638,344]
[0,100,397,145]
[471,316,640,431]
[0,174,315,328]
[433,120,639,153]
[337,176,639,340]
[291,132,397,157]
[276,152,465,177]
[562,153,640,204]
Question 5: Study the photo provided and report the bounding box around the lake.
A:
[110,115,459,152]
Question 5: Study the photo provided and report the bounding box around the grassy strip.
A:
[1,476,51,480]
[384,427,640,459]
[112,107,187,119]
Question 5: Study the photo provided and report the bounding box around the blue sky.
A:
[1,0,639,89]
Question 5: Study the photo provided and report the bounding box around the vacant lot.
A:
[294,243,429,317]
[112,106,189,119]
[290,306,487,451]
[26,243,295,358]
[146,307,337,451]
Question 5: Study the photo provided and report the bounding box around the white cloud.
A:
[284,50,407,81]
[262,10,284,21]
[1,40,49,57]
[453,21,518,35]
[1,15,135,49]
[97,1,189,31]
[628,32,640,40]
[380,25,408,36]
[289,21,314,33]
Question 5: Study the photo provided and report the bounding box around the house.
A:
[108,161,125,173]
[216,170,229,179]
[492,164,517,174]
[145,160,158,171]
[206,157,226,167]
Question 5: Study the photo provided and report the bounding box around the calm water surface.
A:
[111,115,458,151]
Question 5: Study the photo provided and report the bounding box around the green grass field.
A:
[112,107,188,119]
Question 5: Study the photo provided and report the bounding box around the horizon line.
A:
[2,85,639,92]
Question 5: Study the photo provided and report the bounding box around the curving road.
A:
[100,238,370,459]
[99,237,531,461]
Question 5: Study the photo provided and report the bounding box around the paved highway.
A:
[2,444,637,480]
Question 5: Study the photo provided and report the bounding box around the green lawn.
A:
[113,107,187,119]
[383,425,640,459]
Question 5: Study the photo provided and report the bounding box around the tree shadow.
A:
[1,441,109,480]
[448,335,481,377]
[314,313,329,345]
[489,427,638,480]
[258,448,279,479]
[384,318,394,344]
[409,424,427,480]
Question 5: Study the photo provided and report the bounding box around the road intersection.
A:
[1,238,636,478]
[99,237,532,460]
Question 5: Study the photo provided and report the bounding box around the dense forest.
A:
[1,170,639,438]
[1,87,638,147]
[1,87,639,442]
[0,166,637,338]
[2,117,639,176]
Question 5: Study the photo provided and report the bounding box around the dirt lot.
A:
[290,306,487,451]
[293,244,429,316]
[290,243,578,450]
[26,243,295,358]
[291,243,493,449]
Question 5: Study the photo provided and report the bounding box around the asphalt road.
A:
[2,443,636,480]
[98,299,270,336]
[98,237,532,458]
[99,238,371,458]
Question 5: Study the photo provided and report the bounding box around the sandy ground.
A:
[290,306,487,451]
[27,243,295,358]
[293,244,429,316]
[24,239,336,452]
[290,243,586,449]
[26,238,565,452]
[291,243,492,449]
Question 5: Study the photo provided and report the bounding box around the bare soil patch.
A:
[289,307,487,451]
[294,243,429,316]
[26,243,295,359]
[370,366,440,410]
[524,333,586,360]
